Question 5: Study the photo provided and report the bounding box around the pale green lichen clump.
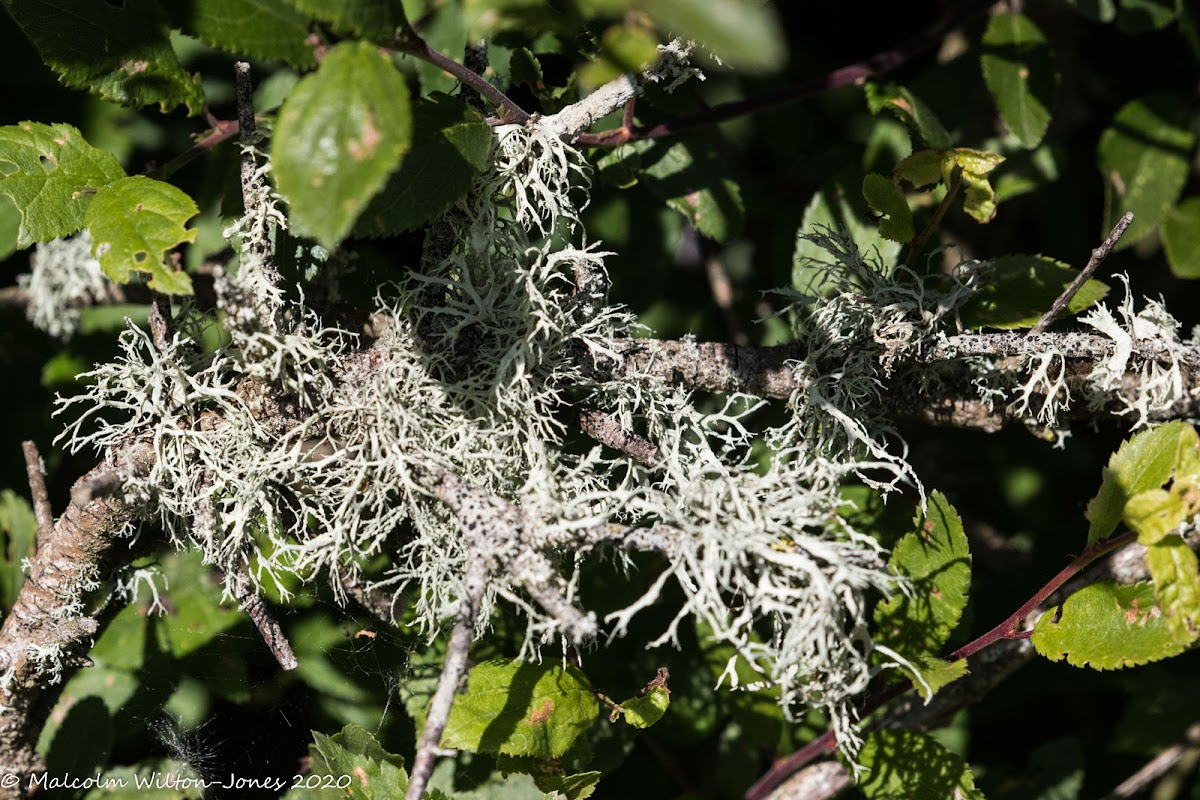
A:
[56,121,987,757]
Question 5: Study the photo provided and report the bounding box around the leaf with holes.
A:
[273,41,413,249]
[1087,421,1200,546]
[873,493,971,659]
[7,0,203,115]
[355,94,490,237]
[84,176,197,295]
[852,729,985,800]
[440,660,599,759]
[1033,581,1186,669]
[1098,93,1194,250]
[0,122,126,248]
[980,13,1057,148]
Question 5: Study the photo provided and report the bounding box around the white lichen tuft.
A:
[54,127,974,760]
[1082,276,1191,428]
[20,231,111,340]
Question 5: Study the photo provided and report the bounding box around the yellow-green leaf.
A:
[1125,488,1188,545]
[853,729,985,800]
[619,685,670,729]
[1145,536,1200,645]
[84,175,197,295]
[273,41,413,248]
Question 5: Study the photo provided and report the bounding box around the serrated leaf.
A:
[866,83,953,150]
[273,41,413,248]
[631,140,744,243]
[290,724,423,800]
[874,492,971,658]
[1125,489,1188,545]
[793,179,902,295]
[980,13,1057,148]
[0,490,36,612]
[1144,536,1200,645]
[84,175,197,294]
[285,0,409,42]
[170,0,316,68]
[1087,421,1200,546]
[862,173,914,243]
[82,760,205,800]
[960,254,1109,330]
[441,660,599,759]
[1032,581,1186,669]
[1163,197,1200,279]
[1098,93,1194,250]
[354,93,490,237]
[7,0,203,115]
[619,686,670,729]
[853,729,985,800]
[640,0,785,74]
[955,149,1005,222]
[897,654,969,701]
[0,122,126,248]
[530,771,602,800]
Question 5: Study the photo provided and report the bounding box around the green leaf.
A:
[283,724,439,800]
[0,122,126,248]
[0,196,20,261]
[1098,93,1194,250]
[853,729,985,800]
[640,0,786,74]
[528,771,602,800]
[154,551,245,659]
[866,83,953,151]
[354,94,490,237]
[1163,197,1200,279]
[1116,0,1178,33]
[1125,489,1188,545]
[898,654,969,701]
[619,686,670,729]
[632,140,745,243]
[273,41,413,248]
[0,490,36,612]
[1087,421,1199,546]
[954,148,1005,223]
[1032,581,1187,669]
[440,660,599,759]
[83,175,198,294]
[980,13,1057,148]
[285,0,410,42]
[1144,535,1200,645]
[862,173,914,243]
[874,492,971,658]
[170,0,317,68]
[82,760,205,799]
[960,254,1109,330]
[6,0,203,115]
[793,178,902,294]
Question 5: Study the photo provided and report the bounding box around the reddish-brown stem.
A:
[744,528,1139,800]
[146,120,239,180]
[392,32,530,125]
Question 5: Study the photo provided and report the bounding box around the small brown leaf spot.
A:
[124,60,149,74]
[347,110,382,162]
[1124,607,1139,624]
[529,699,554,725]
[20,123,32,132]
[888,97,914,115]
[96,242,111,258]
[135,203,144,213]
[53,137,66,146]
[923,519,935,533]
[1109,170,1126,196]
[1018,67,1030,80]
[310,176,325,188]
[931,588,943,600]
[353,765,368,787]
[1151,606,1162,618]
[683,191,701,210]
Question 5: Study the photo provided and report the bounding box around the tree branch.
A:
[20,442,53,551]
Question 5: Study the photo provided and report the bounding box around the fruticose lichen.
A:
[20,231,111,340]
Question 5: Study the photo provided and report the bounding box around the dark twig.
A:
[578,409,658,466]
[146,120,239,181]
[339,573,405,626]
[20,441,53,550]
[1030,212,1135,335]
[148,290,174,352]
[224,571,299,671]
[233,62,275,275]
[392,32,530,125]
[1101,721,1200,800]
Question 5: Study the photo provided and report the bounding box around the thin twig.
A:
[224,570,299,671]
[234,62,275,275]
[405,551,490,800]
[146,120,239,181]
[578,408,658,466]
[704,251,749,346]
[1030,212,1135,335]
[392,32,530,125]
[1101,722,1200,800]
[906,168,963,268]
[20,441,53,550]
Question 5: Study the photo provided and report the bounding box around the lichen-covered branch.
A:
[0,447,152,797]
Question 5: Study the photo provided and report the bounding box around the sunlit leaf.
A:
[170,0,316,68]
[1144,536,1200,645]
[853,729,985,800]
[861,173,913,243]
[980,13,1057,148]
[960,254,1109,330]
